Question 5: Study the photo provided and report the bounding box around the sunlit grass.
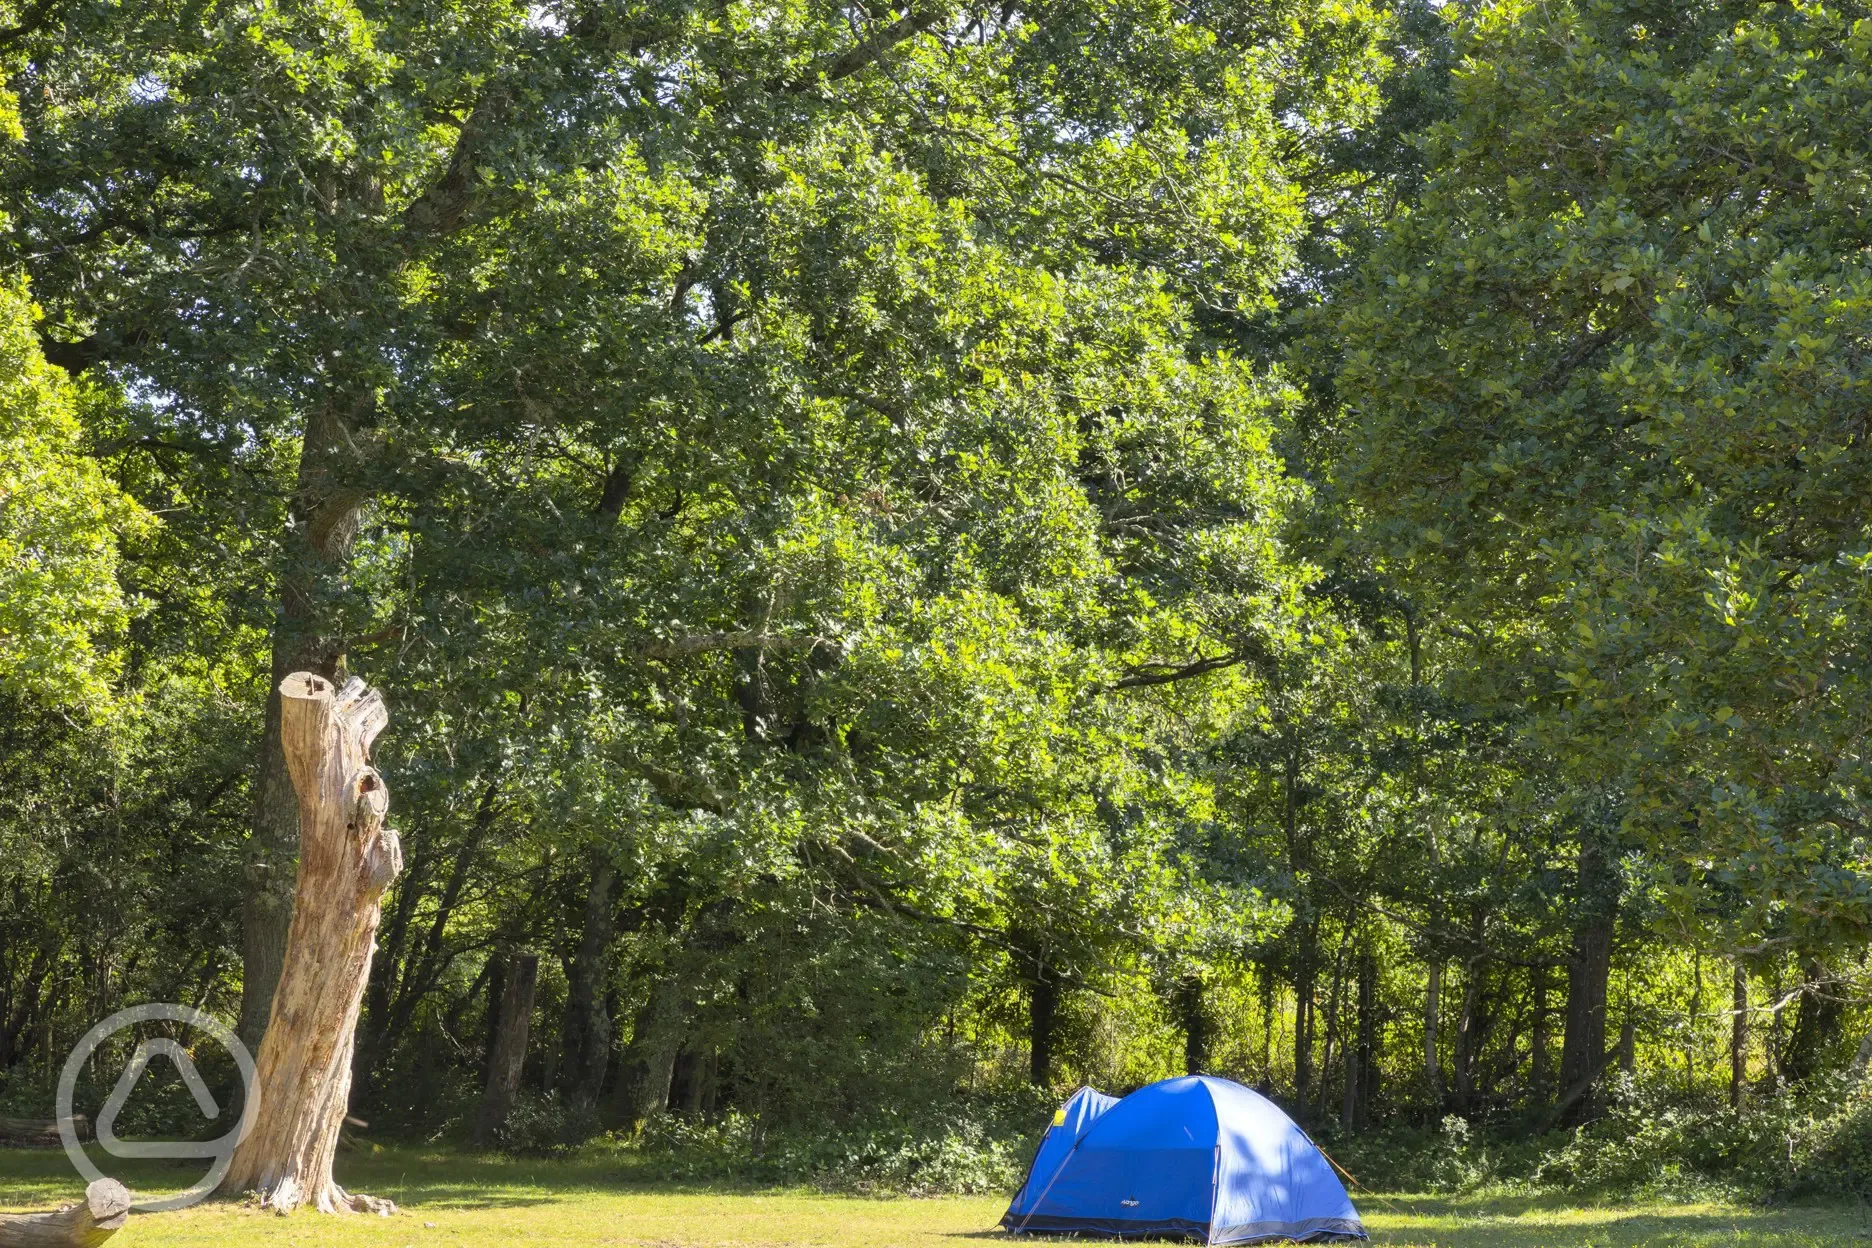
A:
[0,1146,1866,1246]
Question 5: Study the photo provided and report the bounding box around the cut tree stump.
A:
[217,673,402,1215]
[0,1179,129,1248]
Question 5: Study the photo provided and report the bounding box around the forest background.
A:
[5,0,1872,1206]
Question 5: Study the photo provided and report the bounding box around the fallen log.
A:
[0,1179,130,1248]
[0,1118,89,1148]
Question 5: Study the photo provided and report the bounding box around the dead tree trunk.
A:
[473,952,539,1147]
[0,1179,129,1248]
[218,672,402,1214]
[240,398,374,1049]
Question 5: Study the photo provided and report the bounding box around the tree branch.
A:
[771,3,943,91]
[402,90,512,235]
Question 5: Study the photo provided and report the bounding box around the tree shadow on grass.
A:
[943,1200,1872,1247]
[1362,1198,1872,1247]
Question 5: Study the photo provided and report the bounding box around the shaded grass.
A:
[0,1146,1867,1246]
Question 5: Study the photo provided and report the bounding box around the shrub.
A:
[495,1091,604,1157]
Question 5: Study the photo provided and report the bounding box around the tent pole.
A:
[1012,1139,1084,1236]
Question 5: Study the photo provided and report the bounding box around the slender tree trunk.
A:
[1176,975,1208,1075]
[472,952,539,1147]
[1294,947,1315,1103]
[1424,960,1444,1103]
[1529,966,1551,1098]
[1558,839,1615,1125]
[483,958,506,1079]
[560,854,617,1108]
[219,673,402,1214]
[1354,950,1376,1129]
[1453,961,1482,1111]
[1342,955,1367,1130]
[1029,962,1059,1087]
[240,401,373,1049]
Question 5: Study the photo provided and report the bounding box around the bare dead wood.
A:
[219,673,402,1215]
[0,1179,129,1248]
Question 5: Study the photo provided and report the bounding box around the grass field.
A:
[0,1147,1867,1247]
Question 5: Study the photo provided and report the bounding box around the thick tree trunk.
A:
[240,402,372,1049]
[560,855,617,1108]
[472,953,538,1147]
[1176,976,1208,1075]
[670,1047,715,1115]
[614,978,683,1129]
[0,1179,129,1248]
[1784,959,1843,1083]
[1558,840,1615,1125]
[218,673,402,1214]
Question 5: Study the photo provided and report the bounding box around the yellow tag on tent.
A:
[1052,1108,1067,1127]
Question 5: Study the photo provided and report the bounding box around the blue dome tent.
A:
[1002,1076,1365,1244]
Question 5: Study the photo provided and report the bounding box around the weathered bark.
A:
[1175,976,1208,1075]
[560,855,618,1108]
[218,673,402,1214]
[240,401,374,1049]
[614,978,683,1129]
[0,1179,129,1248]
[1557,837,1615,1124]
[472,952,538,1147]
[1730,963,1748,1107]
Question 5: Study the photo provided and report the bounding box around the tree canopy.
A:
[1,0,1869,1183]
